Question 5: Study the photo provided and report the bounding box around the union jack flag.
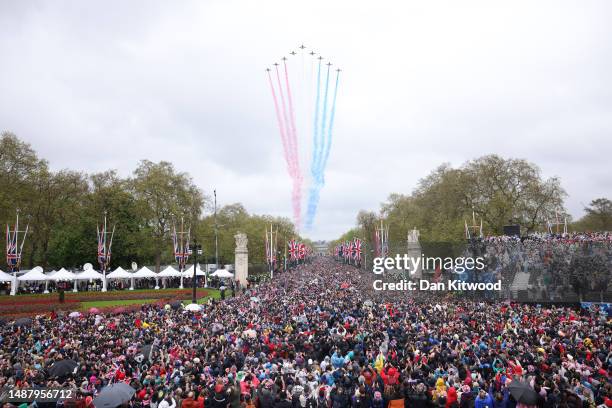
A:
[172,226,190,269]
[298,243,306,259]
[6,225,18,268]
[353,238,362,261]
[288,240,297,260]
[97,227,108,264]
[97,218,115,269]
[265,233,276,266]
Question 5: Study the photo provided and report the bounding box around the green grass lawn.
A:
[182,289,221,304]
[80,289,221,309]
[80,299,158,310]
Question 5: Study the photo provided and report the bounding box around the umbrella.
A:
[170,301,182,310]
[363,300,373,307]
[14,317,32,327]
[508,381,539,405]
[250,296,260,302]
[185,303,202,312]
[47,359,78,378]
[89,307,100,314]
[93,382,136,408]
[340,282,350,289]
[69,311,82,318]
[211,323,224,333]
[113,307,126,314]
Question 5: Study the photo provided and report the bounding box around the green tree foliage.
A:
[573,198,612,231]
[130,160,206,271]
[338,155,570,247]
[1,133,303,271]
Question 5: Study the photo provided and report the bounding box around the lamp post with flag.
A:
[172,217,190,289]
[97,212,115,292]
[6,209,29,296]
[265,224,277,279]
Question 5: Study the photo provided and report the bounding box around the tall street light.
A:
[190,240,202,304]
[214,189,218,272]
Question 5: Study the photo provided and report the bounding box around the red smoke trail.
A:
[274,65,302,229]
[283,60,300,177]
[267,71,291,175]
[283,60,303,229]
[275,66,295,174]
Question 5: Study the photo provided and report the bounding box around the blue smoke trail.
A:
[316,64,331,182]
[305,64,332,229]
[311,60,322,181]
[320,70,340,174]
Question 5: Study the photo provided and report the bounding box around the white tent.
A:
[76,269,104,280]
[211,269,234,279]
[133,267,158,278]
[51,268,77,281]
[183,265,206,276]
[0,269,14,282]
[18,268,49,281]
[158,266,181,277]
[134,266,160,289]
[43,270,57,293]
[106,266,132,279]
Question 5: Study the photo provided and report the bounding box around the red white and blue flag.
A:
[6,225,18,268]
[353,238,362,261]
[288,240,297,261]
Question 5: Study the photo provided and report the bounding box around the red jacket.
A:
[380,367,399,385]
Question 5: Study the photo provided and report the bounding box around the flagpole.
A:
[101,212,108,292]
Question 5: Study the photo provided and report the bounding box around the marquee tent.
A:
[106,267,132,279]
[18,267,48,281]
[51,268,77,281]
[76,269,104,280]
[211,269,234,279]
[133,267,157,278]
[158,266,181,277]
[0,270,14,282]
[183,265,206,276]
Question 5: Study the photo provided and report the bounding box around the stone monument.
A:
[407,227,422,278]
[234,232,249,288]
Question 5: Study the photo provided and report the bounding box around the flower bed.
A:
[0,302,78,315]
[0,289,208,304]
[0,289,210,317]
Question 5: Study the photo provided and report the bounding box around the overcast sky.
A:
[1,1,611,240]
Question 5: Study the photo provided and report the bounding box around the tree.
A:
[459,155,566,234]
[574,198,612,231]
[337,155,568,245]
[130,160,205,272]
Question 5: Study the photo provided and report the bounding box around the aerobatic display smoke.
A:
[266,45,340,231]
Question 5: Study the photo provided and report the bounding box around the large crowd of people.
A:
[0,258,610,408]
[479,232,611,301]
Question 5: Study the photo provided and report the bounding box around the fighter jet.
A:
[266,68,271,72]
[310,51,316,56]
[318,56,323,60]
[336,68,341,72]
[281,57,287,61]
[326,62,332,66]
[299,44,306,49]
[290,51,296,56]
[273,62,279,67]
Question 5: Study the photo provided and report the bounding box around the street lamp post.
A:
[214,189,218,272]
[190,240,202,304]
